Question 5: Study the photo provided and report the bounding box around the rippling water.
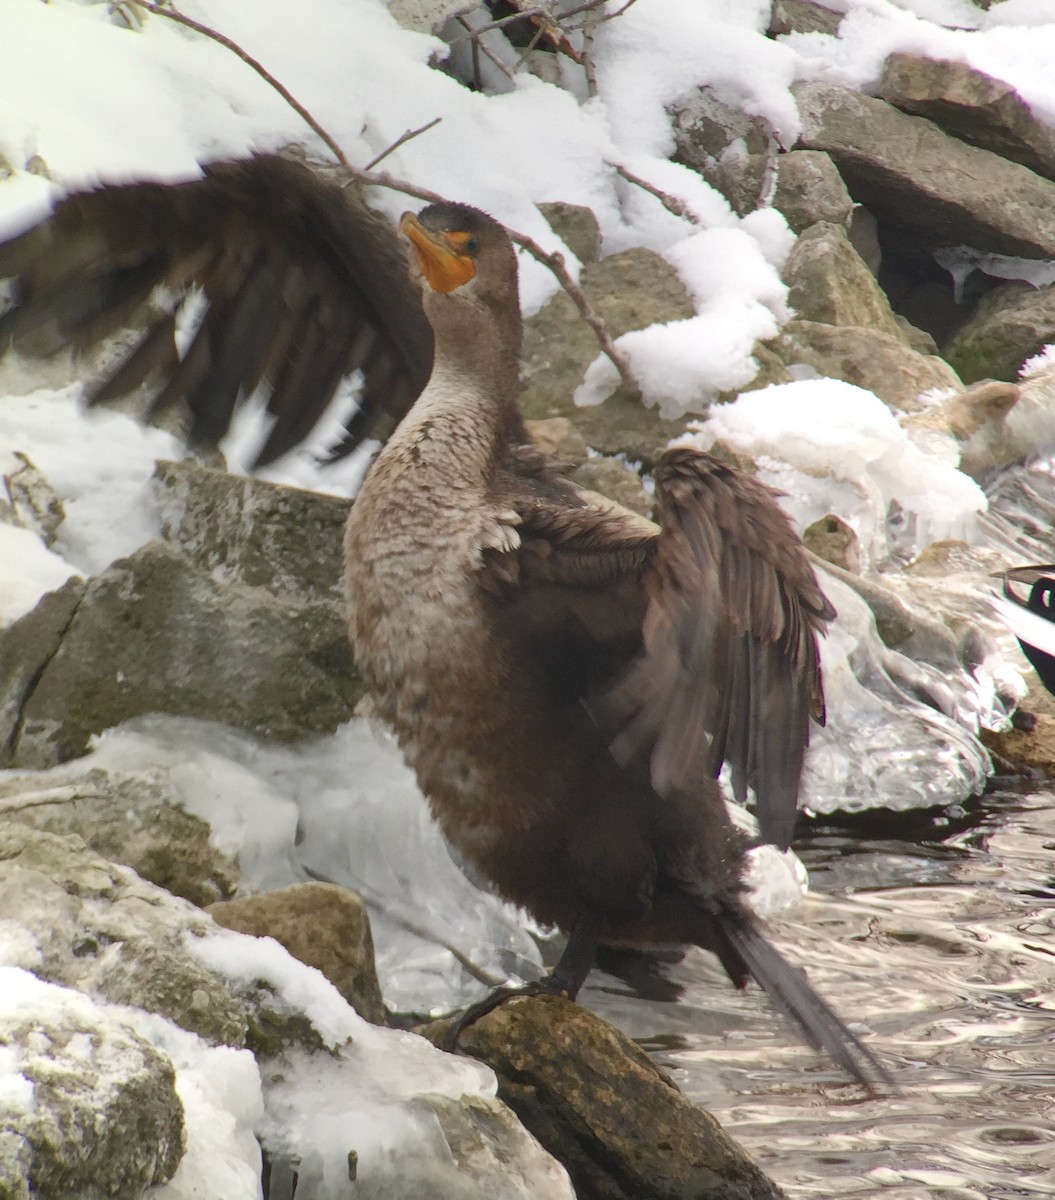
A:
[578,786,1055,1199]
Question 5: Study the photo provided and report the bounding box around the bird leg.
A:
[439,923,601,1052]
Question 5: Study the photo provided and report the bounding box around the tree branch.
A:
[139,1,350,166]
[140,0,636,394]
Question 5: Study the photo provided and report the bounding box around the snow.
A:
[687,378,988,566]
[3,0,1055,1190]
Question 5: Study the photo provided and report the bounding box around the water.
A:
[576,786,1055,1199]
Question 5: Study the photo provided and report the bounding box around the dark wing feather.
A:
[486,446,833,850]
[0,154,433,467]
[605,449,833,850]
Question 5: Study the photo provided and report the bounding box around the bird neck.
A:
[379,296,526,487]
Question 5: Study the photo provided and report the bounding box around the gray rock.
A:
[880,52,1055,181]
[519,248,695,464]
[4,538,362,768]
[782,221,905,338]
[0,970,184,1200]
[424,995,785,1200]
[0,576,85,767]
[943,280,1055,383]
[794,80,1055,258]
[208,882,387,1026]
[767,320,961,413]
[0,767,238,907]
[804,513,861,575]
[672,88,777,215]
[538,202,601,265]
[0,822,250,1045]
[768,0,842,37]
[154,458,350,602]
[773,150,854,233]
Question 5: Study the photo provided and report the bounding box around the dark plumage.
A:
[0,155,432,465]
[0,160,888,1087]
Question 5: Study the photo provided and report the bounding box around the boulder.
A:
[794,80,1055,258]
[153,458,350,601]
[782,221,905,338]
[0,767,238,907]
[772,150,854,233]
[538,201,601,265]
[0,822,249,1045]
[1,538,362,769]
[0,968,185,1200]
[879,52,1055,181]
[943,280,1055,383]
[672,88,777,215]
[767,0,842,37]
[766,320,961,413]
[519,248,696,463]
[424,995,785,1200]
[208,882,387,1026]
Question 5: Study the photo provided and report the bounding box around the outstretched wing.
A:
[485,446,833,850]
[0,154,433,466]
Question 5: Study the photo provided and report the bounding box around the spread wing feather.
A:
[486,446,833,850]
[0,155,433,466]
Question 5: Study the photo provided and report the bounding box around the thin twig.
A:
[139,1,350,166]
[513,239,637,394]
[364,118,443,172]
[612,162,702,226]
[456,13,516,84]
[140,0,634,390]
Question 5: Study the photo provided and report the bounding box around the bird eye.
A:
[465,237,479,253]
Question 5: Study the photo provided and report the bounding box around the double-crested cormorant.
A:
[0,156,888,1086]
[346,202,887,1085]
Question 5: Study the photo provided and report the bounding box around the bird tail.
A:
[717,911,893,1091]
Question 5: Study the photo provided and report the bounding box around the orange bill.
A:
[400,212,477,293]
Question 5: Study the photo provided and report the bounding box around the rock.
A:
[767,320,961,413]
[0,576,85,767]
[571,457,654,519]
[794,80,1055,259]
[524,417,590,465]
[153,458,350,601]
[879,52,1055,181]
[0,968,185,1200]
[943,280,1055,383]
[0,822,250,1045]
[520,248,695,463]
[672,88,777,215]
[782,221,905,338]
[208,882,387,1025]
[767,0,842,37]
[772,150,854,233]
[3,538,362,768]
[2,452,64,544]
[804,514,861,574]
[405,1093,576,1200]
[0,767,237,907]
[538,202,601,265]
[903,379,1022,479]
[424,995,785,1200]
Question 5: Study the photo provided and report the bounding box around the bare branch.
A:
[139,1,351,167]
[455,13,516,84]
[139,2,635,393]
[612,162,702,226]
[511,237,637,395]
[364,118,443,171]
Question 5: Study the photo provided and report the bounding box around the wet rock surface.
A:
[425,995,785,1200]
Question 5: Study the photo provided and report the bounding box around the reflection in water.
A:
[578,788,1055,1199]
